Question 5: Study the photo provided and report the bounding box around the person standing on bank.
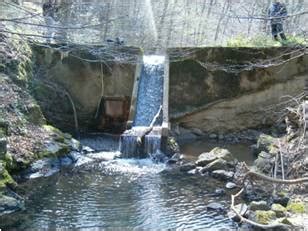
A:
[268,0,288,41]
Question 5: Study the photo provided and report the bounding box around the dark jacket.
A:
[268,2,287,24]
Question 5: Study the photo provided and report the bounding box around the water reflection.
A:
[1,158,238,229]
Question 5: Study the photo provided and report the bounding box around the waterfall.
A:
[134,55,165,127]
[119,55,165,158]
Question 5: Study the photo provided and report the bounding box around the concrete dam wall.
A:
[31,46,308,134]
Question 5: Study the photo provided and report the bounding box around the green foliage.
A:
[227,34,308,47]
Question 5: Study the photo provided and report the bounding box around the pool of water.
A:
[0,139,253,229]
[180,139,255,166]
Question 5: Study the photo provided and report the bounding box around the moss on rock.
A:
[271,203,287,218]
[255,210,276,225]
[287,202,305,214]
[0,162,16,190]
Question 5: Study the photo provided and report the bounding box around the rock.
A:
[187,168,200,175]
[0,162,16,189]
[218,134,224,140]
[25,158,61,179]
[201,158,228,173]
[211,170,234,181]
[166,137,180,156]
[68,151,82,162]
[214,188,225,196]
[0,137,7,159]
[25,103,46,125]
[167,153,183,164]
[206,202,225,212]
[82,146,95,154]
[287,202,305,214]
[272,194,290,207]
[0,120,9,136]
[226,182,237,189]
[191,128,204,136]
[254,210,276,225]
[280,214,308,227]
[41,140,70,157]
[196,148,234,167]
[228,203,248,221]
[271,203,287,218]
[69,138,81,151]
[59,156,73,166]
[209,133,217,139]
[256,134,278,154]
[179,162,196,172]
[87,152,117,161]
[250,201,270,211]
[254,151,275,173]
[177,127,198,141]
[0,195,24,215]
[250,144,259,156]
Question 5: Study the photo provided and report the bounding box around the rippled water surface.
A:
[0,140,253,229]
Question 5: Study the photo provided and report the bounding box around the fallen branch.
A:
[136,105,162,144]
[243,164,308,185]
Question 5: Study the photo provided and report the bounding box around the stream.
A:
[0,137,254,229]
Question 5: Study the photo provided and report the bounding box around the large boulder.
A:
[196,148,235,167]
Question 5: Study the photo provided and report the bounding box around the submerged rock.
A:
[206,202,225,212]
[0,195,24,215]
[179,162,195,172]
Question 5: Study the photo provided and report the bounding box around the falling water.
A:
[119,55,165,158]
[144,0,158,42]
[134,55,165,126]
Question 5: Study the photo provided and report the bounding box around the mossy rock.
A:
[287,202,305,214]
[25,103,46,125]
[0,161,16,190]
[271,203,287,218]
[0,137,7,160]
[255,210,276,225]
[0,120,9,136]
[38,140,70,159]
[257,134,278,154]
